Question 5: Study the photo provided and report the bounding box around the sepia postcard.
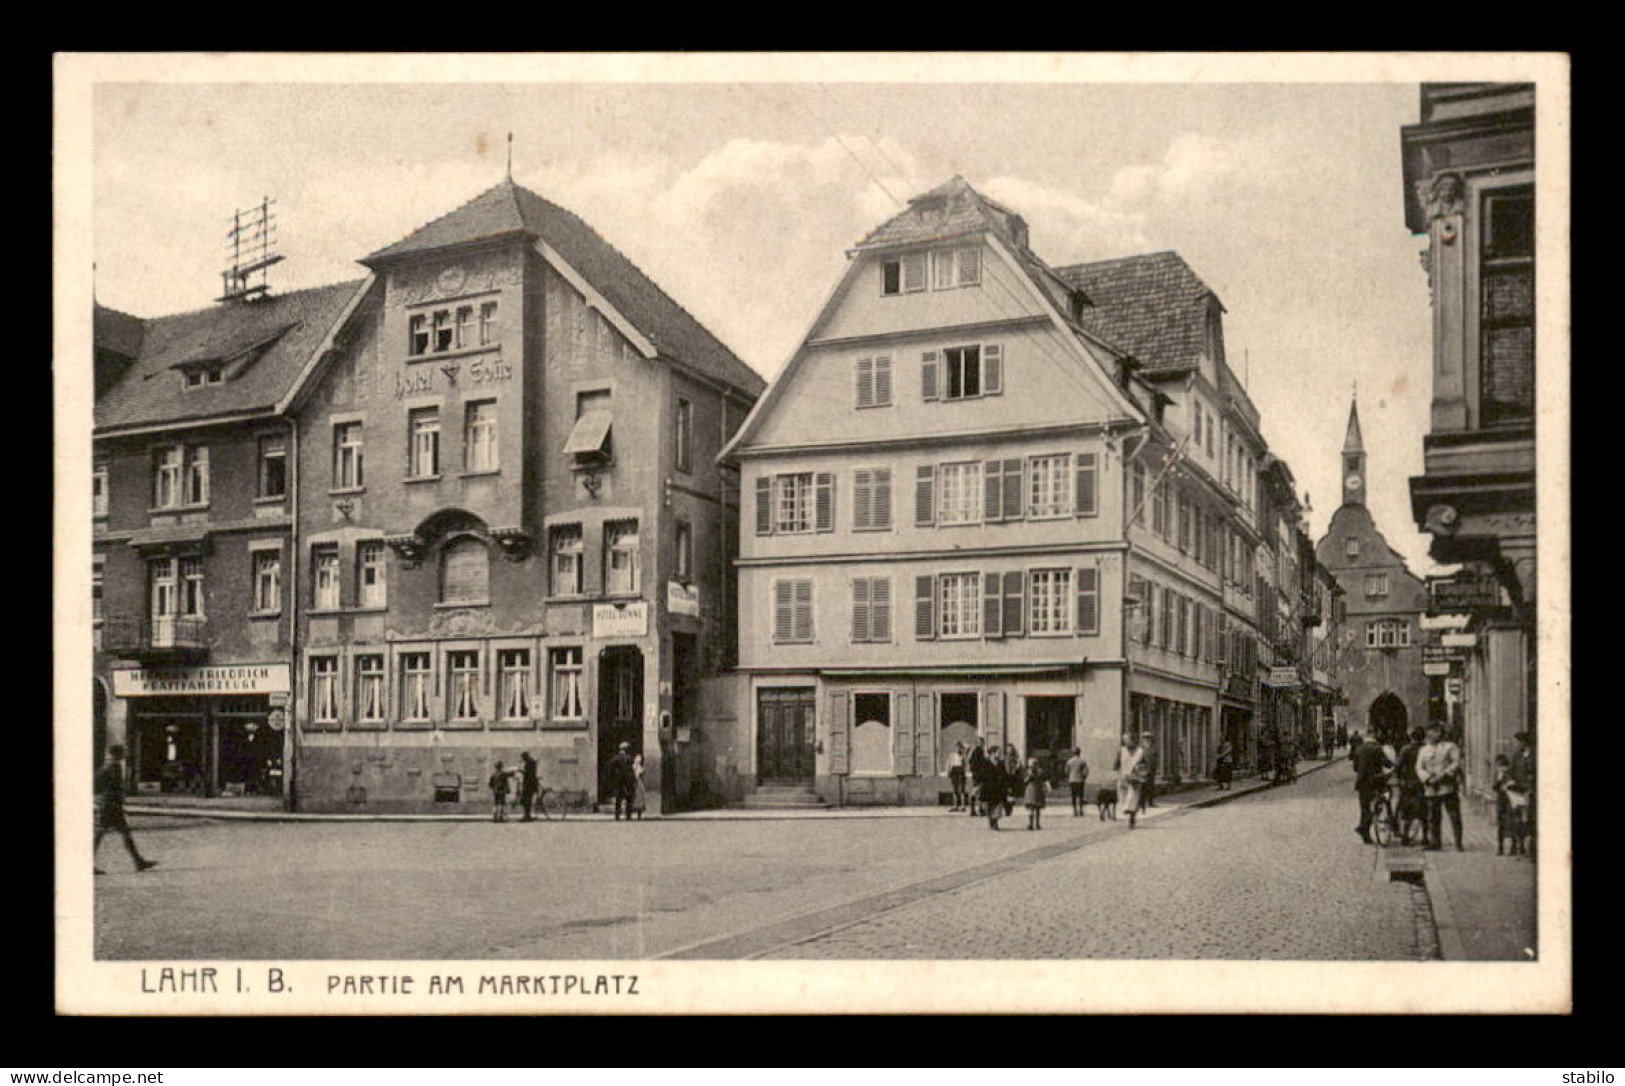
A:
[54,50,1571,1015]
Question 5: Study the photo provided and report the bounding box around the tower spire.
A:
[1341,392,1367,507]
[1342,394,1364,454]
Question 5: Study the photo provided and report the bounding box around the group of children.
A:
[946,741,1055,831]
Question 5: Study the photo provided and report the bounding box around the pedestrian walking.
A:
[1138,735,1158,810]
[630,753,647,820]
[1063,747,1089,816]
[1003,744,1020,817]
[1511,731,1536,854]
[966,739,988,817]
[979,748,1008,831]
[1347,731,1362,762]
[1352,734,1392,844]
[1022,757,1048,830]
[608,741,636,821]
[488,761,512,822]
[517,752,540,822]
[94,745,157,874]
[947,742,969,811]
[1212,739,1234,791]
[1417,722,1464,851]
[1396,729,1425,845]
[1116,734,1150,830]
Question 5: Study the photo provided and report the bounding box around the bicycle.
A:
[535,786,590,820]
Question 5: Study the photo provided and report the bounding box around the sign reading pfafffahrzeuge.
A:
[112,664,291,697]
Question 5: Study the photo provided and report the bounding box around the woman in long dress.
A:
[630,754,647,821]
[1118,736,1149,829]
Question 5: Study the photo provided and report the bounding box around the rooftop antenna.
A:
[218,196,284,304]
[506,132,513,181]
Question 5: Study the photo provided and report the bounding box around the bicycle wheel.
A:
[1371,799,1393,847]
[540,789,566,820]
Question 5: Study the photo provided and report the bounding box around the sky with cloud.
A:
[90,76,1442,573]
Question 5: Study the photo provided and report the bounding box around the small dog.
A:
[1095,786,1118,821]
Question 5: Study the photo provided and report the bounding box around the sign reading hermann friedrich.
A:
[112,664,291,697]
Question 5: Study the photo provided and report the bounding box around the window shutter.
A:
[893,692,915,776]
[984,691,1005,752]
[856,357,874,408]
[1002,459,1023,520]
[983,344,1003,395]
[922,351,940,402]
[814,472,835,532]
[852,469,872,530]
[872,468,892,528]
[983,572,1003,638]
[1003,570,1025,637]
[828,690,850,776]
[774,580,793,643]
[907,692,934,777]
[1075,452,1098,517]
[874,357,893,406]
[914,464,936,526]
[755,477,773,535]
[914,574,936,640]
[1076,567,1099,635]
[851,577,871,643]
[903,253,927,293]
[793,579,813,642]
[983,461,1004,523]
[871,577,891,642]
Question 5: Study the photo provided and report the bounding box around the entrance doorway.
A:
[1024,696,1075,786]
[1368,691,1409,748]
[757,687,815,782]
[597,646,644,802]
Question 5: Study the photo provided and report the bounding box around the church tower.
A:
[1341,396,1366,508]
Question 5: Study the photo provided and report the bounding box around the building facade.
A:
[1401,83,1537,799]
[719,178,1325,806]
[1316,399,1432,748]
[93,178,763,814]
[92,282,366,802]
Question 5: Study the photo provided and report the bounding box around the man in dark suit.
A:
[608,741,637,821]
[95,746,157,873]
[1352,735,1393,844]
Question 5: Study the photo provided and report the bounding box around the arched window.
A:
[441,536,489,604]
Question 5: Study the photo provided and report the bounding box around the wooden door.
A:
[758,688,815,781]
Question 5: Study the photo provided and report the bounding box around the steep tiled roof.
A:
[367,180,764,397]
[94,303,145,358]
[1053,251,1218,373]
[853,175,1028,251]
[94,280,367,432]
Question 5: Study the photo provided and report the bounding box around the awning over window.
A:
[563,410,613,455]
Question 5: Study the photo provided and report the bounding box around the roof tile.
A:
[1054,251,1218,373]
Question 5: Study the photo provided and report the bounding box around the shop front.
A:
[111,664,290,800]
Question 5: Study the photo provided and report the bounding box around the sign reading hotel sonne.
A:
[112,664,291,697]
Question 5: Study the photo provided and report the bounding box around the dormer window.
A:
[881,253,927,296]
[183,363,225,390]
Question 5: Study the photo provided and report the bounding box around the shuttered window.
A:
[813,472,835,532]
[914,574,936,640]
[1075,567,1099,636]
[1029,568,1072,635]
[853,467,893,530]
[755,477,773,535]
[856,356,893,408]
[937,462,982,525]
[1002,570,1025,637]
[1075,452,1099,517]
[915,464,936,526]
[922,351,940,402]
[441,537,489,603]
[773,579,814,643]
[983,572,1003,638]
[1028,454,1072,518]
[851,576,892,643]
[938,573,981,639]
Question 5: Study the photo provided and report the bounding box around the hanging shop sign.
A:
[592,601,649,639]
[667,581,701,617]
[1422,645,1465,663]
[112,664,291,697]
[1441,632,1479,649]
[1427,573,1503,615]
[1264,667,1301,688]
[1422,662,1453,676]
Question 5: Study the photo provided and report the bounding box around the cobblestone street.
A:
[770,759,1423,960]
[95,759,1427,961]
